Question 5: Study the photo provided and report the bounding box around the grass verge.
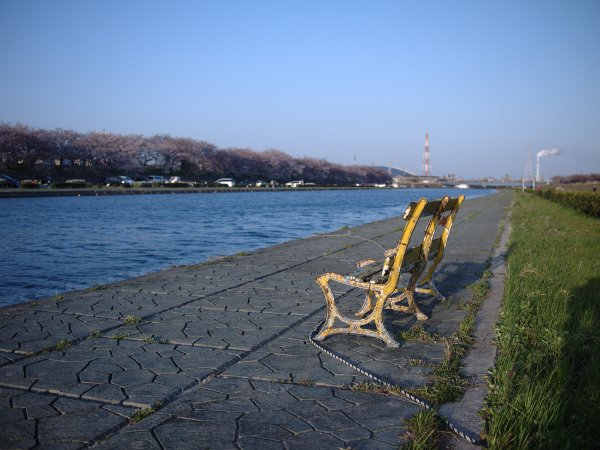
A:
[483,192,600,448]
[407,273,490,406]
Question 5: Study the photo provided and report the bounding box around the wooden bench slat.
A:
[407,197,461,217]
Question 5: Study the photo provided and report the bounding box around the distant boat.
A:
[455,183,470,189]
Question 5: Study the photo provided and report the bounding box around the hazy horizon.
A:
[1,0,599,179]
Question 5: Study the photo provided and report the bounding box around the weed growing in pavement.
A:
[178,251,251,269]
[398,324,440,343]
[122,315,142,325]
[143,335,170,344]
[110,332,130,340]
[50,339,71,352]
[131,402,163,423]
[89,284,108,292]
[400,409,446,450]
[409,358,435,368]
[348,381,403,396]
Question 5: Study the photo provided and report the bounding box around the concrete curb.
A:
[439,202,512,448]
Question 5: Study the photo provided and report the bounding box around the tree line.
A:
[551,173,600,184]
[0,123,390,185]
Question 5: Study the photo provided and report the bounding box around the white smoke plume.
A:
[536,148,560,158]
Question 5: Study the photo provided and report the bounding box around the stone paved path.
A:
[0,191,512,449]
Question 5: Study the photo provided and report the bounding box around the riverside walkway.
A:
[0,191,512,449]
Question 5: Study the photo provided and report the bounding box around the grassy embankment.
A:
[483,192,600,448]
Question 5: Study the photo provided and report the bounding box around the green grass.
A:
[400,410,445,450]
[483,192,600,448]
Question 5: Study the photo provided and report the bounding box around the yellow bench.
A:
[313,196,464,348]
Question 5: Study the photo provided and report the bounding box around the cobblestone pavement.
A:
[0,191,512,449]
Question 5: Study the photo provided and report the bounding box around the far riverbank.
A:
[0,184,507,199]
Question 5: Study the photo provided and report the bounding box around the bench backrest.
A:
[381,195,464,295]
[418,195,464,285]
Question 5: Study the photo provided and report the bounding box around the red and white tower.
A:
[422,132,430,177]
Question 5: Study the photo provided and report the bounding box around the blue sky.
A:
[1,0,599,179]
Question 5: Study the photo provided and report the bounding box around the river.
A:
[0,188,495,307]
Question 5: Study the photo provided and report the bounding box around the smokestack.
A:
[536,148,560,182]
[422,132,430,177]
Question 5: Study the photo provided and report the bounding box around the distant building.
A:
[374,166,416,177]
[392,174,440,186]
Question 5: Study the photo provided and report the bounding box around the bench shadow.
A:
[320,259,490,388]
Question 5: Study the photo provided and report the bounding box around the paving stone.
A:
[120,308,302,351]
[96,431,163,449]
[349,438,398,449]
[81,383,128,404]
[240,409,312,433]
[37,408,125,443]
[155,418,238,449]
[238,436,285,450]
[125,382,181,408]
[0,309,122,355]
[31,287,200,328]
[116,267,258,299]
[239,420,294,440]
[284,431,345,449]
[307,409,360,432]
[182,289,326,317]
[0,388,135,449]
[0,351,26,367]
[374,427,408,445]
[122,375,421,449]
[0,338,243,408]
[332,426,372,441]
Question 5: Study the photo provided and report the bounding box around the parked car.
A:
[285,180,304,187]
[147,175,165,184]
[36,175,52,186]
[104,176,134,187]
[215,178,236,187]
[0,174,20,188]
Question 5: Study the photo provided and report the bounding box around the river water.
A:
[0,188,495,307]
